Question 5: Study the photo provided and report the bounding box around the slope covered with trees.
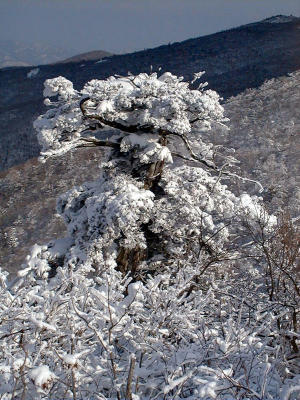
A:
[0,71,299,399]
[1,15,300,171]
[215,71,300,214]
[0,148,103,275]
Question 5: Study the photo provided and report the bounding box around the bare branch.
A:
[125,355,136,400]
[172,140,264,192]
[170,132,218,169]
[77,137,120,149]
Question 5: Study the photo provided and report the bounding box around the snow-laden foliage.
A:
[34,72,225,161]
[1,71,299,399]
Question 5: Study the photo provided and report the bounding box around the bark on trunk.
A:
[116,134,167,276]
[116,246,147,276]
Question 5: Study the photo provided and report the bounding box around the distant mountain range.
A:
[0,39,78,68]
[0,40,112,68]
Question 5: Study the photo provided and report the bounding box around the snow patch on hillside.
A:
[27,68,39,78]
[263,15,297,24]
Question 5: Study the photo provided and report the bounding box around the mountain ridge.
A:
[57,50,113,64]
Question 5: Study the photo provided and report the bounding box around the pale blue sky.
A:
[1,0,299,54]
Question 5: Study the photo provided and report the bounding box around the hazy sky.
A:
[1,0,299,55]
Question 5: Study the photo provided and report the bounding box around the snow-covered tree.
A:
[31,71,264,279]
[1,71,299,399]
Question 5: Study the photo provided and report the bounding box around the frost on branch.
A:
[1,71,299,399]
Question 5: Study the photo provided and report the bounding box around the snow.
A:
[29,316,57,332]
[62,354,79,366]
[96,100,114,113]
[264,15,297,24]
[18,244,51,278]
[95,59,108,64]
[121,133,151,150]
[120,134,173,164]
[12,358,27,371]
[282,384,300,400]
[29,365,56,388]
[43,76,76,99]
[47,237,73,258]
[27,68,40,79]
[0,267,8,288]
[164,373,192,394]
[34,71,226,161]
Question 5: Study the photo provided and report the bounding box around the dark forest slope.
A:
[1,15,300,170]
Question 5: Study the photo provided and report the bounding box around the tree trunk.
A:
[116,246,146,276]
[116,134,167,276]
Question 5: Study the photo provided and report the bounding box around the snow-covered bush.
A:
[1,71,299,399]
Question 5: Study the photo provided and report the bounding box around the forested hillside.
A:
[216,70,300,214]
[1,15,300,170]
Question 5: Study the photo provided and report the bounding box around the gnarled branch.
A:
[80,97,154,134]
